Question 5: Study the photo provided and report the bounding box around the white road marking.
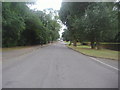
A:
[89,57,119,71]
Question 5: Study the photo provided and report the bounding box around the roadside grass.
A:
[2,42,53,52]
[67,44,118,60]
[64,41,120,45]
[64,41,70,44]
[101,42,120,44]
[2,44,43,52]
[2,46,33,52]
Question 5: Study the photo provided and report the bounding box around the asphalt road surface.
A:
[2,42,118,88]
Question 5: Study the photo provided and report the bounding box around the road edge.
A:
[67,45,118,61]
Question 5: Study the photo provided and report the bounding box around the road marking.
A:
[89,57,119,71]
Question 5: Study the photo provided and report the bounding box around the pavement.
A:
[2,42,118,88]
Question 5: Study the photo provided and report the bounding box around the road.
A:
[2,42,118,88]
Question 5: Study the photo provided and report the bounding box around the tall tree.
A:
[59,2,90,46]
[2,3,60,47]
[85,2,118,49]
[60,2,118,49]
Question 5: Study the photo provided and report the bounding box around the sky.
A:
[29,0,62,10]
[28,0,65,38]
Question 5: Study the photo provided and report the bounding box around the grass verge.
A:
[67,44,119,60]
[2,46,35,52]
[2,42,54,52]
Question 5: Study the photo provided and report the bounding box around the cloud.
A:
[29,0,62,10]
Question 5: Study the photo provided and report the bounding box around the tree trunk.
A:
[96,41,101,50]
[73,40,77,46]
[91,41,95,49]
[69,41,72,46]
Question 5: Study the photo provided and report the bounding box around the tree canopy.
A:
[2,2,60,47]
[59,2,119,49]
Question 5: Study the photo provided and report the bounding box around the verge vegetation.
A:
[2,2,60,47]
[65,42,118,60]
[59,2,119,50]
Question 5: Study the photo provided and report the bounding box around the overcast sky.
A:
[29,0,62,10]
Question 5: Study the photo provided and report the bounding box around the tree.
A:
[60,2,118,49]
[2,3,60,47]
[59,2,90,46]
[2,3,25,47]
[85,2,118,49]
[62,29,71,41]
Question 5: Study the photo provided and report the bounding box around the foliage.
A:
[2,2,60,47]
[59,2,119,49]
[62,29,70,41]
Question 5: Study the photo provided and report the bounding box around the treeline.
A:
[59,2,119,49]
[2,2,60,47]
